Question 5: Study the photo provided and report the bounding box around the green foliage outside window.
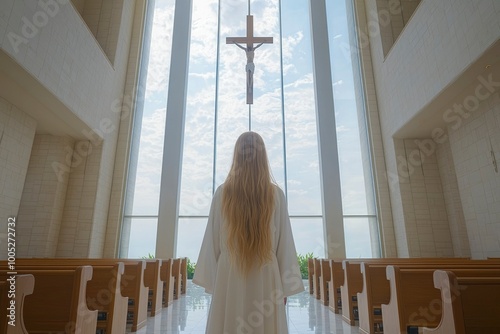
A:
[186,258,196,279]
[297,252,314,279]
[141,252,156,259]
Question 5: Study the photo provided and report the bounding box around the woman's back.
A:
[193,132,304,333]
[194,184,304,333]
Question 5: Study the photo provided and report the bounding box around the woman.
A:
[193,131,304,333]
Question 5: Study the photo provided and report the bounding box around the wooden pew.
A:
[328,259,344,314]
[307,258,314,294]
[313,258,321,300]
[0,274,34,334]
[381,265,500,334]
[319,259,330,306]
[340,260,363,325]
[92,259,148,332]
[0,266,97,334]
[180,257,188,295]
[161,259,175,307]
[143,259,163,316]
[341,258,474,326]
[172,258,181,300]
[92,258,164,317]
[357,262,389,334]
[11,258,148,332]
[13,262,128,334]
[422,270,500,334]
[70,258,155,328]
[357,260,500,333]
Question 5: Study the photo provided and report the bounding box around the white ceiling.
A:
[0,50,92,140]
[394,39,500,138]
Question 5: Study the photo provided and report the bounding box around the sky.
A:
[125,0,379,262]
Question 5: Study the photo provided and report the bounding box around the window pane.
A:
[129,0,175,216]
[344,217,380,258]
[177,218,208,262]
[125,217,158,259]
[249,0,285,188]
[290,217,325,258]
[327,0,375,216]
[214,0,253,186]
[125,0,381,263]
[282,0,322,216]
[178,0,218,216]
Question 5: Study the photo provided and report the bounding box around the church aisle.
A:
[136,281,360,333]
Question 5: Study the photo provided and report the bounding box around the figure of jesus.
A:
[226,15,273,104]
[245,49,255,100]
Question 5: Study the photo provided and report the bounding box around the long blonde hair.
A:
[222,132,275,276]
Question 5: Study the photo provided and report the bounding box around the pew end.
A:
[423,270,500,334]
[319,259,330,306]
[308,258,314,294]
[328,259,344,314]
[1,274,34,334]
[340,260,362,326]
[161,259,175,307]
[0,267,98,334]
[313,258,321,300]
[381,265,442,334]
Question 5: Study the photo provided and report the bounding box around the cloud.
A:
[144,6,175,97]
[129,107,166,213]
[282,31,304,63]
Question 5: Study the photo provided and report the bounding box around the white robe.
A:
[193,185,304,334]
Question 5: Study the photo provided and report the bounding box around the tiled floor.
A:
[136,281,359,333]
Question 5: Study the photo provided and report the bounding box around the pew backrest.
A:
[0,266,97,334]
[382,265,500,334]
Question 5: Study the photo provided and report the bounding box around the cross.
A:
[226,15,273,104]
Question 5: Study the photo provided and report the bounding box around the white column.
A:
[156,0,192,259]
[309,0,346,258]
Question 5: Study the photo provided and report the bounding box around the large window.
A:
[120,0,175,258]
[122,0,379,261]
[176,0,323,261]
[326,0,379,257]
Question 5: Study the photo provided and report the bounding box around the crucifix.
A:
[226,15,273,104]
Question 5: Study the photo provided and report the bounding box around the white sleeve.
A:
[192,188,221,294]
[275,188,305,297]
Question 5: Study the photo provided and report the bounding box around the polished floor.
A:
[136,280,359,333]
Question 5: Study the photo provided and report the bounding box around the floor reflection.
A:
[137,280,360,333]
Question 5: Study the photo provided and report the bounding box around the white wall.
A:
[56,141,102,257]
[363,0,500,256]
[0,0,117,132]
[0,0,138,257]
[436,139,471,257]
[16,134,74,258]
[448,92,500,258]
[371,0,500,137]
[0,97,36,259]
[395,138,454,257]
